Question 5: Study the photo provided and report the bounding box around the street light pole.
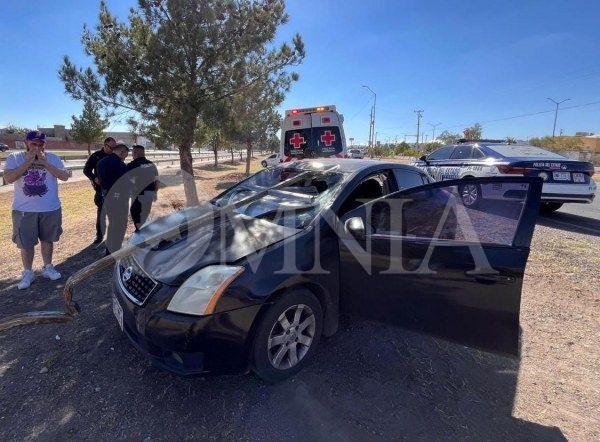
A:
[363,85,376,158]
[428,122,441,143]
[414,110,424,150]
[546,97,570,138]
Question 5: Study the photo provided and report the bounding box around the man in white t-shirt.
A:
[3,131,70,289]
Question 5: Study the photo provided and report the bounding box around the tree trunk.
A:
[87,143,91,156]
[179,143,200,206]
[245,140,252,176]
[213,137,219,168]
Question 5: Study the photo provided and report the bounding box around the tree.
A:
[437,130,461,145]
[59,0,304,205]
[463,123,483,140]
[529,136,584,153]
[1,125,33,135]
[69,99,109,155]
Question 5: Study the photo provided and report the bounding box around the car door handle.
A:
[467,273,515,284]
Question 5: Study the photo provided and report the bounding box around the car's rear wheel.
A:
[261,160,267,167]
[539,202,563,213]
[251,289,323,383]
[459,182,481,208]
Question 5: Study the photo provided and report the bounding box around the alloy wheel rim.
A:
[267,304,316,370]
[461,184,479,206]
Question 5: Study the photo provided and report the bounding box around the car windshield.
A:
[212,164,346,228]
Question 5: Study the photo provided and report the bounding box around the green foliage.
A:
[437,130,461,145]
[463,123,483,140]
[69,99,109,155]
[59,0,305,204]
[528,136,584,153]
[422,142,442,154]
[1,125,33,135]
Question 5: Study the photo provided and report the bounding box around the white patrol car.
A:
[280,105,347,162]
[412,139,596,213]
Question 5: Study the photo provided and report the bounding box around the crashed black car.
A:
[111,159,542,381]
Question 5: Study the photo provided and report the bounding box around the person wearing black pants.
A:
[97,143,130,255]
[83,137,116,243]
[127,145,159,231]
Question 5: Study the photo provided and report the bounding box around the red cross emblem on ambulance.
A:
[320,130,336,146]
[289,133,306,149]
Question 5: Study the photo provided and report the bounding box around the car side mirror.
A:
[344,217,367,240]
[419,155,428,163]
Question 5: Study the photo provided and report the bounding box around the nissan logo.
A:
[122,266,134,283]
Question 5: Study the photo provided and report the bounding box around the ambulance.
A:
[280,105,347,162]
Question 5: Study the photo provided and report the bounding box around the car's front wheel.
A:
[261,160,267,167]
[459,182,481,208]
[539,202,563,213]
[251,289,323,382]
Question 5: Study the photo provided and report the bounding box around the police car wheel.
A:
[459,183,481,208]
[539,202,563,214]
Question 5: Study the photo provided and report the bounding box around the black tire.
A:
[539,202,563,214]
[251,289,323,383]
[458,182,481,208]
[261,160,267,168]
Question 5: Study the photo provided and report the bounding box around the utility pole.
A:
[547,97,570,138]
[363,85,376,158]
[428,122,441,143]
[414,110,424,150]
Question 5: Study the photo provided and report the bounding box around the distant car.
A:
[261,153,281,167]
[349,149,364,159]
[111,158,542,381]
[412,139,596,213]
[0,143,8,152]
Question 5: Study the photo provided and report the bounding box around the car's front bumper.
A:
[112,276,263,376]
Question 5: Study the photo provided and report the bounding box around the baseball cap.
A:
[25,131,46,143]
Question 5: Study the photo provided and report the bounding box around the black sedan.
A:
[111,159,542,382]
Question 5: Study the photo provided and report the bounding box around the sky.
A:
[2,0,600,145]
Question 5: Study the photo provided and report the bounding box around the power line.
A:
[438,99,600,132]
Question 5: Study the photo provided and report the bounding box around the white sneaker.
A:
[18,270,36,290]
[42,264,61,281]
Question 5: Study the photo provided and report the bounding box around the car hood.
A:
[130,204,301,285]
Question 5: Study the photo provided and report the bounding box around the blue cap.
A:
[25,131,46,143]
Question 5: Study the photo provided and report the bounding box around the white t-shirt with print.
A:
[5,151,65,212]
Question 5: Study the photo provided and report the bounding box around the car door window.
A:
[392,170,426,190]
[449,146,473,159]
[426,146,454,161]
[368,180,535,246]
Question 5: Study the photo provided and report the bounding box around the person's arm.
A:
[38,152,70,181]
[3,151,36,184]
[83,153,96,181]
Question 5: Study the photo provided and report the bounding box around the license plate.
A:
[573,173,585,183]
[112,296,123,331]
[553,171,570,181]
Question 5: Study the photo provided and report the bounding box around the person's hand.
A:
[35,150,49,166]
[94,177,101,185]
[25,148,37,163]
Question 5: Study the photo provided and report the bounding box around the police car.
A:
[412,139,596,213]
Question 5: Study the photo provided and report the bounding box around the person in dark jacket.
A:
[127,145,160,231]
[97,143,129,256]
[83,137,116,243]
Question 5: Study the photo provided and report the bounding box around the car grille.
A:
[117,255,159,306]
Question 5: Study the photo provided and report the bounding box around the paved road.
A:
[538,193,600,235]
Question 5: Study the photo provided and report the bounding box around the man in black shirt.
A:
[97,143,129,255]
[127,145,160,231]
[83,137,116,243]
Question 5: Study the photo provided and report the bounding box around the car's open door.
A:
[337,177,542,356]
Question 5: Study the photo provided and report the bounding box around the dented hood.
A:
[130,204,301,285]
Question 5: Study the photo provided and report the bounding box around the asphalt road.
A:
[539,194,600,236]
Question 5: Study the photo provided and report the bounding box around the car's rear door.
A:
[337,177,542,356]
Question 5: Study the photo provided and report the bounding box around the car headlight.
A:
[167,266,244,316]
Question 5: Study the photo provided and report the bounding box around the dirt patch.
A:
[0,159,598,441]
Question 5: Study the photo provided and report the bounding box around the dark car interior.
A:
[338,178,384,216]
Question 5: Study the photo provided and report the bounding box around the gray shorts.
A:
[12,208,63,248]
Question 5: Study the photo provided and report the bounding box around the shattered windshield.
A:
[212,164,346,228]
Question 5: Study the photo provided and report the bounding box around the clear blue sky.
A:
[2,0,600,145]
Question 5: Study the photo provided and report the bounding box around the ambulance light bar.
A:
[286,105,336,116]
